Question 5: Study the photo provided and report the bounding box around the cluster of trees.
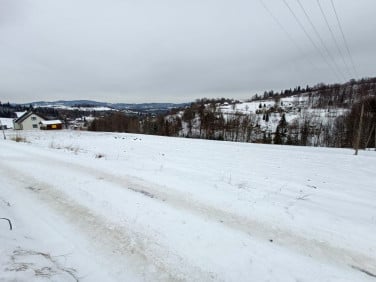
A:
[88,112,140,133]
[331,96,376,149]
[0,101,102,121]
[88,98,249,141]
[180,103,256,142]
[88,112,182,136]
[87,96,376,150]
[0,102,32,118]
[257,96,376,149]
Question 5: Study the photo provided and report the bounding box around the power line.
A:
[295,0,346,81]
[330,0,358,77]
[259,0,297,47]
[316,0,353,78]
[258,0,318,70]
[282,0,342,81]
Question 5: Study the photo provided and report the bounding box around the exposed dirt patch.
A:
[6,248,79,281]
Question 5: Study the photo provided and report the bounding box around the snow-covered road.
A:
[1,130,375,281]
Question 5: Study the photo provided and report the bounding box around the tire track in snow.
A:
[2,142,376,277]
[0,160,218,282]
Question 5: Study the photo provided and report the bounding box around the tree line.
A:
[87,77,376,150]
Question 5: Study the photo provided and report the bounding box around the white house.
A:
[13,111,46,130]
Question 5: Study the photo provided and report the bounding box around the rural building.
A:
[40,120,63,130]
[13,111,45,130]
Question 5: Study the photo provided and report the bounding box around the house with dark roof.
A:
[13,111,46,130]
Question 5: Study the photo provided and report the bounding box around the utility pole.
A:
[0,119,6,140]
[354,102,364,155]
[365,125,374,150]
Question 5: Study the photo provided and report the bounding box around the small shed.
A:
[40,120,63,130]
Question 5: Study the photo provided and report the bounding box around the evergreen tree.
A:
[274,114,288,144]
[274,127,283,144]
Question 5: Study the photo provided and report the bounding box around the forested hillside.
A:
[89,77,376,149]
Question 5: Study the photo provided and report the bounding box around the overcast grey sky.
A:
[1,0,375,103]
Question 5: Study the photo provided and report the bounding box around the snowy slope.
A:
[219,97,347,130]
[174,96,350,144]
[1,130,375,281]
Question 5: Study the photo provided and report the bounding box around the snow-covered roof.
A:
[15,111,27,118]
[41,120,62,125]
[14,111,46,124]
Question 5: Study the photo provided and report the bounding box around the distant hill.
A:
[28,100,189,113]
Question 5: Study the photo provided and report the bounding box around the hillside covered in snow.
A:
[1,130,376,281]
[85,77,376,149]
[161,78,376,148]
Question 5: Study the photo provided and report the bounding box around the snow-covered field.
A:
[0,118,14,129]
[1,130,375,281]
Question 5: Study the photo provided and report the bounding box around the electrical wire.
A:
[282,0,342,81]
[316,0,352,78]
[330,0,358,77]
[296,0,347,81]
[259,0,318,70]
